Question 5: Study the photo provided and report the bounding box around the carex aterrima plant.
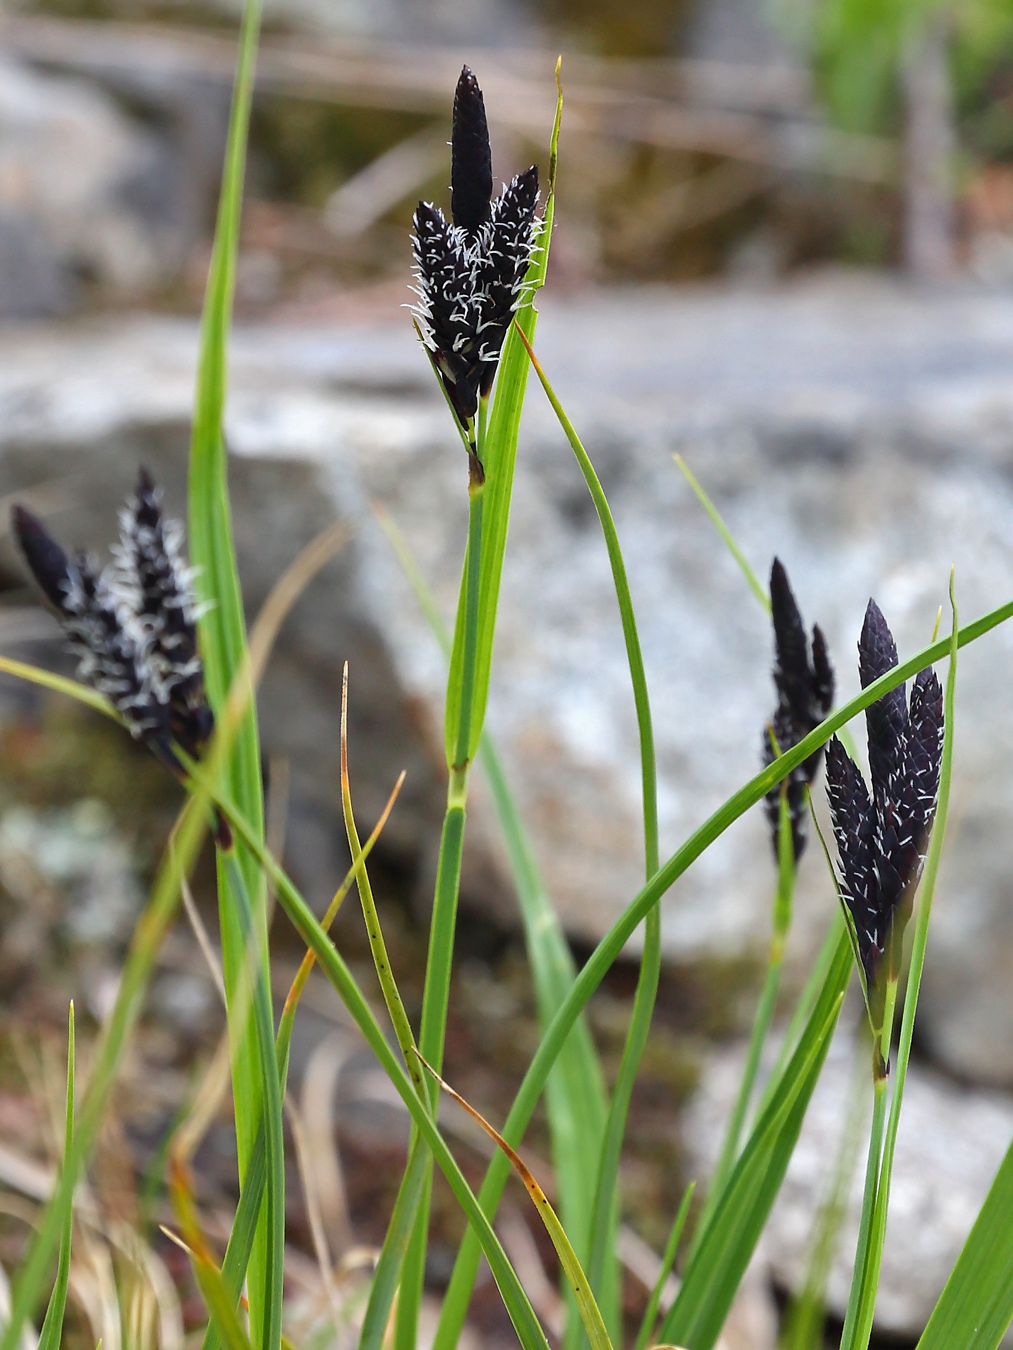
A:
[6,20,1013,1350]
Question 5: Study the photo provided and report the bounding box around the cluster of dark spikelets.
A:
[410,66,540,465]
[12,469,214,777]
[762,559,835,861]
[825,600,943,1008]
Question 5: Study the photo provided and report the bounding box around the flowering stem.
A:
[398,432,486,1350]
[839,977,898,1350]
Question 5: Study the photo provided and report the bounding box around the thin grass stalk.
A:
[515,325,658,1347]
[851,576,958,1350]
[838,978,898,1350]
[632,1181,694,1350]
[781,1043,868,1350]
[397,473,483,1350]
[340,665,428,1103]
[37,1004,75,1350]
[427,593,1013,1345]
[695,790,796,1247]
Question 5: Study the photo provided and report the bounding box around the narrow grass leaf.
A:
[415,1053,614,1350]
[169,1163,254,1350]
[358,1139,430,1350]
[37,1005,75,1350]
[633,1182,695,1350]
[672,455,769,613]
[916,1137,1013,1350]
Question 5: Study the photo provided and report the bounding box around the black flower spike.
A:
[762,559,835,861]
[410,65,540,464]
[12,504,177,768]
[114,467,214,760]
[13,484,216,777]
[825,600,943,1009]
[451,66,493,234]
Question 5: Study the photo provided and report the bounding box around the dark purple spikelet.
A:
[12,504,177,764]
[451,66,493,234]
[411,66,540,450]
[762,559,835,860]
[114,467,214,760]
[825,600,943,997]
[12,482,214,776]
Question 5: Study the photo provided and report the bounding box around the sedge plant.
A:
[4,15,1013,1350]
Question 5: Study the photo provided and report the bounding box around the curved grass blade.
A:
[916,1138,1013,1350]
[416,1053,614,1350]
[513,325,658,1346]
[672,455,769,613]
[632,1182,694,1350]
[37,1004,75,1350]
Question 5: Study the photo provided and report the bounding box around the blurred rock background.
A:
[0,0,1010,1345]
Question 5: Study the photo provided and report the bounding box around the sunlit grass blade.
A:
[201,767,403,1350]
[632,1182,694,1350]
[372,503,611,1350]
[416,1053,614,1350]
[185,0,271,1341]
[657,945,849,1349]
[849,573,959,1350]
[693,792,795,1249]
[37,1004,75,1350]
[672,455,769,613]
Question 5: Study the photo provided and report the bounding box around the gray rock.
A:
[0,57,171,312]
[684,1024,1013,1341]
[1,276,1013,1084]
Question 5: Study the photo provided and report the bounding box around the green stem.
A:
[400,475,482,1350]
[453,482,485,771]
[839,979,898,1350]
[695,792,795,1249]
[632,1182,695,1350]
